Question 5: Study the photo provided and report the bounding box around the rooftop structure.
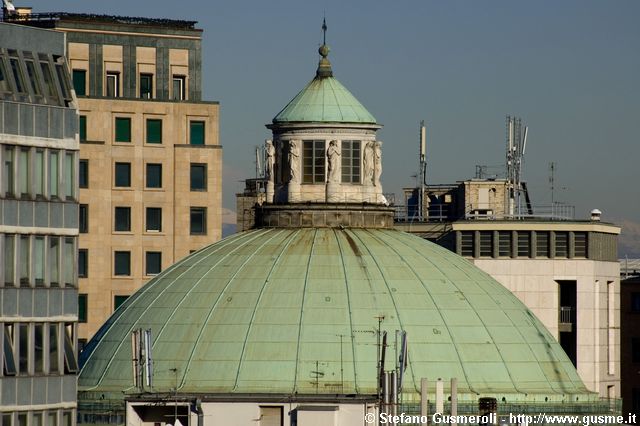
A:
[396,120,621,400]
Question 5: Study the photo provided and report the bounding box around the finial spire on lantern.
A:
[316,17,333,78]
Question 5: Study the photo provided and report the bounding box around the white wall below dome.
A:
[127,401,376,426]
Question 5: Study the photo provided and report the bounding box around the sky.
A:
[23,0,640,253]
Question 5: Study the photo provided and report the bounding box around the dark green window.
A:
[78,249,88,278]
[114,162,131,187]
[190,121,205,145]
[114,251,131,276]
[72,69,86,96]
[139,73,153,99]
[114,207,131,232]
[79,159,88,188]
[114,295,129,310]
[190,207,207,235]
[146,119,162,144]
[115,117,131,142]
[146,251,162,275]
[146,163,162,188]
[190,164,206,191]
[79,204,88,233]
[79,115,87,141]
[78,294,87,323]
[146,207,162,232]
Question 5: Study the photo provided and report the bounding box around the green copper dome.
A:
[79,228,590,400]
[272,45,377,125]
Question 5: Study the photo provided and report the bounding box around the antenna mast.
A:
[418,121,427,221]
[505,116,528,218]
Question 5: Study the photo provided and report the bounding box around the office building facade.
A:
[0,21,79,426]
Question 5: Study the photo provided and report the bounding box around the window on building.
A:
[114,295,129,311]
[34,236,45,287]
[25,60,42,96]
[190,163,207,191]
[34,324,44,373]
[79,115,87,142]
[146,163,162,188]
[114,251,131,276]
[40,61,58,100]
[190,207,207,235]
[32,413,43,426]
[114,162,131,187]
[146,251,162,275]
[79,204,88,233]
[78,249,88,278]
[49,237,59,286]
[460,231,474,257]
[9,58,25,93]
[0,60,9,93]
[78,294,88,323]
[19,235,29,287]
[146,119,162,144]
[555,232,568,258]
[79,159,88,188]
[479,231,493,257]
[3,145,14,196]
[574,232,587,258]
[49,323,59,373]
[139,73,153,99]
[536,231,550,257]
[50,151,59,197]
[55,63,72,102]
[172,75,186,100]
[63,323,78,373]
[114,207,131,232]
[189,121,205,145]
[517,231,531,257]
[106,71,120,97]
[19,148,29,197]
[18,323,28,374]
[3,324,17,376]
[341,140,361,183]
[146,207,162,232]
[302,139,326,184]
[72,69,86,96]
[64,238,74,288]
[115,117,131,142]
[498,231,511,257]
[64,152,74,200]
[77,338,87,356]
[633,338,640,363]
[632,293,640,312]
[18,413,27,426]
[4,234,15,286]
[34,150,44,196]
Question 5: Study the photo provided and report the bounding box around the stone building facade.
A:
[8,12,222,342]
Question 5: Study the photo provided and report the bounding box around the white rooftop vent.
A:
[590,209,602,221]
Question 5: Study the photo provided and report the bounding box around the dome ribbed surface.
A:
[79,228,588,398]
[272,76,377,124]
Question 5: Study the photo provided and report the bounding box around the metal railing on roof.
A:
[2,12,198,29]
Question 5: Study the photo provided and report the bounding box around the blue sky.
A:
[24,0,640,251]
